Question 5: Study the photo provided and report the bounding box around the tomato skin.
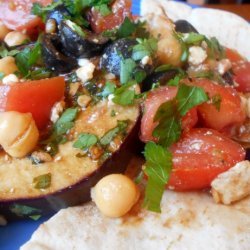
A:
[0,0,51,32]
[225,48,244,63]
[168,128,246,191]
[233,62,250,93]
[189,78,246,131]
[0,77,65,129]
[89,0,132,33]
[140,86,198,142]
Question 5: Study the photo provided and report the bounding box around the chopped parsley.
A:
[183,32,205,45]
[101,82,116,98]
[143,142,172,212]
[117,17,137,38]
[10,204,41,218]
[94,4,111,16]
[100,120,128,146]
[0,44,19,58]
[33,173,52,189]
[73,133,98,150]
[120,58,136,84]
[113,82,136,106]
[132,38,157,61]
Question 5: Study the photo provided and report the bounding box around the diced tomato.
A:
[140,86,198,142]
[89,0,132,33]
[168,128,246,191]
[225,48,244,63]
[0,0,51,33]
[232,62,250,93]
[0,77,65,129]
[189,78,246,131]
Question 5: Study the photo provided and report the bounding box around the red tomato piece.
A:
[225,48,244,63]
[0,0,51,32]
[233,62,250,93]
[0,77,65,129]
[89,0,132,33]
[140,86,198,142]
[168,128,246,191]
[190,78,246,131]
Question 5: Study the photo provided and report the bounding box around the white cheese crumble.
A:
[188,46,207,66]
[50,101,65,123]
[216,59,232,75]
[141,56,152,66]
[76,59,95,83]
[2,74,18,85]
[211,160,250,205]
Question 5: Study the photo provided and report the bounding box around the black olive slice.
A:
[59,20,109,58]
[42,34,77,73]
[174,20,198,33]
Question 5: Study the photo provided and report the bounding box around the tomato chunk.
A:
[232,62,250,93]
[0,77,65,129]
[89,0,132,33]
[168,128,246,191]
[189,78,246,131]
[140,86,198,142]
[0,0,51,32]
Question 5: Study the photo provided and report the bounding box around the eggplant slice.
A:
[0,100,141,221]
[59,20,109,58]
[42,34,77,73]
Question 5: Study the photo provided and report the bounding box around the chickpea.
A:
[0,21,11,41]
[0,112,39,158]
[0,56,18,76]
[4,31,29,47]
[92,174,139,218]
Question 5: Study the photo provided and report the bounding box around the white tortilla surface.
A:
[21,190,250,250]
[141,0,250,60]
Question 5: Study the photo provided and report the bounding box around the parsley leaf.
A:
[94,4,111,16]
[10,204,41,217]
[73,133,98,150]
[132,38,157,61]
[143,142,172,212]
[120,58,136,84]
[33,173,51,189]
[0,44,19,58]
[167,76,180,86]
[176,84,208,116]
[183,32,205,45]
[206,37,225,60]
[113,82,136,106]
[153,101,182,148]
[117,17,137,38]
[101,82,116,97]
[100,120,128,146]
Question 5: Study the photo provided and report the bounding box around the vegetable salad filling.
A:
[0,0,249,219]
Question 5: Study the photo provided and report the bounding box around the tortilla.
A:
[21,189,250,250]
[141,0,250,60]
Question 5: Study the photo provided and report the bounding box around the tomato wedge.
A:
[0,77,65,129]
[0,0,51,32]
[168,128,246,191]
[140,86,198,142]
[189,78,246,131]
[89,0,132,33]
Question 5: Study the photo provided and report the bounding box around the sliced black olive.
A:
[141,69,179,92]
[46,5,70,26]
[42,34,77,73]
[59,20,109,58]
[100,38,137,76]
[174,20,198,33]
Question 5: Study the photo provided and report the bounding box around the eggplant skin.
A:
[174,20,198,34]
[0,118,142,221]
[42,34,77,73]
[100,38,138,76]
[59,21,109,58]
